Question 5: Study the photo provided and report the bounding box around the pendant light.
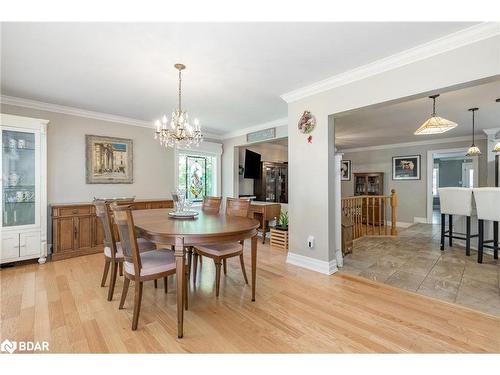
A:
[414,94,457,135]
[466,107,481,156]
[494,99,500,153]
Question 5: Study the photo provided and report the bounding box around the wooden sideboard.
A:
[51,199,174,261]
[248,202,281,244]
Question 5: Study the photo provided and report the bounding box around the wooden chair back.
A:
[226,198,251,218]
[93,199,118,259]
[110,203,141,276]
[202,196,222,214]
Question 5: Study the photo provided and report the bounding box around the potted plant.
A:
[275,210,288,231]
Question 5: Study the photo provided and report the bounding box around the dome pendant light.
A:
[493,98,500,153]
[466,107,481,156]
[414,94,457,135]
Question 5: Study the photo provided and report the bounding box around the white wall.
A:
[286,35,500,272]
[1,103,178,204]
[238,141,288,195]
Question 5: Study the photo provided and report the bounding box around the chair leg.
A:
[164,277,168,293]
[101,259,110,287]
[239,254,249,285]
[187,247,193,278]
[448,214,453,247]
[193,252,198,284]
[465,216,471,257]
[262,225,266,244]
[119,277,130,309]
[119,262,123,276]
[184,269,189,311]
[494,221,499,260]
[154,279,158,288]
[440,214,445,251]
[478,219,484,264]
[132,281,143,330]
[107,261,118,301]
[223,259,227,275]
[214,260,222,297]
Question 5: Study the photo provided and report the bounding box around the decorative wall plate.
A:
[298,111,316,134]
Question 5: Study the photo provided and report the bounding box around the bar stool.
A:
[438,188,476,255]
[472,188,500,263]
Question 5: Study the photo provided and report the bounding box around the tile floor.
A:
[340,223,500,316]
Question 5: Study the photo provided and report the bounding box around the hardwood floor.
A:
[1,241,499,353]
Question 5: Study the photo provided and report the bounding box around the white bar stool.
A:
[472,188,500,263]
[438,188,476,255]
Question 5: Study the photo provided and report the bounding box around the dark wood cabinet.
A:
[353,172,384,226]
[51,199,173,261]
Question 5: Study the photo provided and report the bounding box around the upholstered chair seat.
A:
[195,243,243,257]
[123,249,176,277]
[104,238,155,258]
[472,188,500,263]
[439,187,474,216]
[438,187,476,256]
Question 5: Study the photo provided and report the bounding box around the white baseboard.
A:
[396,221,414,228]
[413,217,429,224]
[286,252,338,275]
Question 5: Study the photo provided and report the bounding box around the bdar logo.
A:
[1,339,17,354]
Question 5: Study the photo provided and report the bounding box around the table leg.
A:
[251,235,257,302]
[174,237,185,338]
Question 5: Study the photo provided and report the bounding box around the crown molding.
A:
[0,95,222,139]
[281,22,500,103]
[338,135,487,153]
[221,117,288,140]
[483,127,500,137]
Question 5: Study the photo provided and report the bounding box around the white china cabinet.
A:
[1,114,48,264]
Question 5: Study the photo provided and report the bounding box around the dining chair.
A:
[438,188,477,256]
[193,197,249,297]
[111,203,188,330]
[94,199,158,301]
[472,188,499,263]
[191,196,223,282]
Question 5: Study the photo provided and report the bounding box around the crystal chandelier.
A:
[414,94,457,135]
[154,64,203,148]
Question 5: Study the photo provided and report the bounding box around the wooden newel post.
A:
[390,189,397,236]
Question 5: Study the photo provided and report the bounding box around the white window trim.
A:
[174,141,222,201]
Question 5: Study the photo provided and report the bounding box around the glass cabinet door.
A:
[2,129,36,227]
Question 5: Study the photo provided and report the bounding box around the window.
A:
[177,152,216,202]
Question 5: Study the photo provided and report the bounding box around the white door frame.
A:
[426,147,479,223]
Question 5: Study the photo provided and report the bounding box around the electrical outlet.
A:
[307,235,314,248]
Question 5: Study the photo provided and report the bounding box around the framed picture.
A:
[86,135,133,184]
[341,160,351,181]
[392,155,421,180]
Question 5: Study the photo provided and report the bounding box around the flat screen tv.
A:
[244,149,261,179]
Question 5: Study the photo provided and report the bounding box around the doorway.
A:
[426,148,479,224]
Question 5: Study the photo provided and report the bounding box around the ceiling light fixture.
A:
[154,64,203,148]
[493,99,500,153]
[414,94,457,135]
[466,107,481,156]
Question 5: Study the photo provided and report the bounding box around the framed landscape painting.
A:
[341,160,351,181]
[86,135,133,184]
[392,155,420,180]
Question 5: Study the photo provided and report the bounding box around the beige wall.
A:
[1,103,176,204]
[287,35,500,267]
[340,139,488,223]
[238,141,288,195]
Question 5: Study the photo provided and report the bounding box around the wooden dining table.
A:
[132,208,260,338]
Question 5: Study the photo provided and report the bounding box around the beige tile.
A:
[385,270,426,292]
[417,276,460,303]
[427,262,464,283]
[358,269,395,283]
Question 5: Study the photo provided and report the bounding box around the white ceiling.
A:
[335,79,500,149]
[1,22,478,135]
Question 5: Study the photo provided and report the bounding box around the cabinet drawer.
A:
[59,206,92,216]
[1,233,19,260]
